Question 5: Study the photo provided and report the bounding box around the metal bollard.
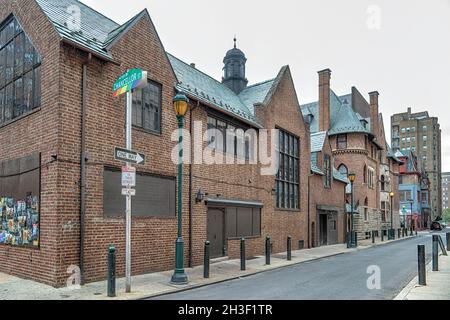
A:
[398,228,401,239]
[432,235,439,271]
[410,226,413,236]
[240,238,246,271]
[287,236,292,261]
[204,241,210,278]
[354,231,358,247]
[447,233,450,251]
[265,236,271,265]
[107,245,116,297]
[372,230,375,244]
[381,230,384,242]
[418,245,426,286]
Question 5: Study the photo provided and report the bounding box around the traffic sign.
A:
[122,188,136,197]
[115,147,145,165]
[122,166,136,187]
[113,69,147,97]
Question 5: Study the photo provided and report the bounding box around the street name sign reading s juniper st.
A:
[112,69,148,97]
[115,147,146,165]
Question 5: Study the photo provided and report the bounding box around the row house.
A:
[397,151,430,230]
[0,0,315,287]
[301,70,402,241]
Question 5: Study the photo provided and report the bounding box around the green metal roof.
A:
[310,131,327,153]
[36,0,120,59]
[168,53,277,127]
[300,90,370,136]
[311,164,324,175]
[333,168,349,184]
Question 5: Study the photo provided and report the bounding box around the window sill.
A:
[275,208,300,213]
[132,125,161,137]
[104,214,176,220]
[0,107,41,130]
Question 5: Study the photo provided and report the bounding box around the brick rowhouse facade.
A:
[0,0,312,286]
[301,70,401,242]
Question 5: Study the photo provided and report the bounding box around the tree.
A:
[443,209,450,223]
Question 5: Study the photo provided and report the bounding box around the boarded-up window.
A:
[103,168,175,217]
[225,207,261,238]
[0,153,40,247]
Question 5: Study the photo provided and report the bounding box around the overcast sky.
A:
[83,0,450,171]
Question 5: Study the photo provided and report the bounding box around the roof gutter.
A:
[61,38,120,65]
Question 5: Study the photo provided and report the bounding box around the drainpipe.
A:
[80,53,92,284]
[188,100,199,267]
[307,174,311,248]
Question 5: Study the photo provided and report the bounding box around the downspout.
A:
[188,100,199,267]
[80,53,92,284]
[307,174,311,248]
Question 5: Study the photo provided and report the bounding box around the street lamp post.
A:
[389,192,395,240]
[409,199,414,235]
[171,92,189,284]
[348,173,356,248]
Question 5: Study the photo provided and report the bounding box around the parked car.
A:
[430,221,443,231]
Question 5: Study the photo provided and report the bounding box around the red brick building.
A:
[301,70,401,241]
[0,0,312,287]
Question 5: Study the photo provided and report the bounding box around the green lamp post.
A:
[389,192,395,240]
[171,92,189,284]
[348,172,356,248]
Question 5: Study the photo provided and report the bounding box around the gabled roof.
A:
[300,90,370,136]
[36,0,120,59]
[310,131,327,153]
[168,54,287,128]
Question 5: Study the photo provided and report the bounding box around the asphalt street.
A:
[152,230,448,300]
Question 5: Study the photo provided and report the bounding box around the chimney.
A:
[369,91,379,138]
[318,69,331,132]
[190,63,196,68]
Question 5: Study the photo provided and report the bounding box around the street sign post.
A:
[112,68,147,293]
[121,166,136,188]
[115,147,145,165]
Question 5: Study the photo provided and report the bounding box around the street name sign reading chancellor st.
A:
[115,147,146,165]
[112,69,147,97]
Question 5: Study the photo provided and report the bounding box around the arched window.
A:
[363,165,367,183]
[338,164,348,177]
[381,175,386,191]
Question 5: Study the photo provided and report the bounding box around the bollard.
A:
[410,226,413,236]
[398,228,401,239]
[417,245,426,286]
[265,236,271,265]
[447,233,450,251]
[346,232,350,248]
[381,230,384,242]
[240,238,246,271]
[432,235,439,271]
[107,245,116,297]
[204,241,210,278]
[354,231,358,247]
[372,230,375,244]
[287,236,292,261]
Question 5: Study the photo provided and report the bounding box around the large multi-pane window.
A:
[0,16,41,126]
[276,129,299,209]
[206,115,254,160]
[132,81,162,133]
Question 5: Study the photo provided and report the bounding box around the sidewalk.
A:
[395,249,450,300]
[0,233,416,300]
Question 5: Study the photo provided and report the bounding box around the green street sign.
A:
[113,69,147,97]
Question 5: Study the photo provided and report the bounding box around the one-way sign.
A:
[115,147,146,165]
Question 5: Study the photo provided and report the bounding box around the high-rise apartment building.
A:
[391,108,442,221]
[442,172,450,210]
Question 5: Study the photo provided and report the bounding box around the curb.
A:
[138,236,421,300]
[137,250,351,300]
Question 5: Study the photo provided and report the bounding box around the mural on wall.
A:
[0,194,39,247]
[0,153,40,247]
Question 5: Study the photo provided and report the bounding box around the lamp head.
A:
[173,92,189,117]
